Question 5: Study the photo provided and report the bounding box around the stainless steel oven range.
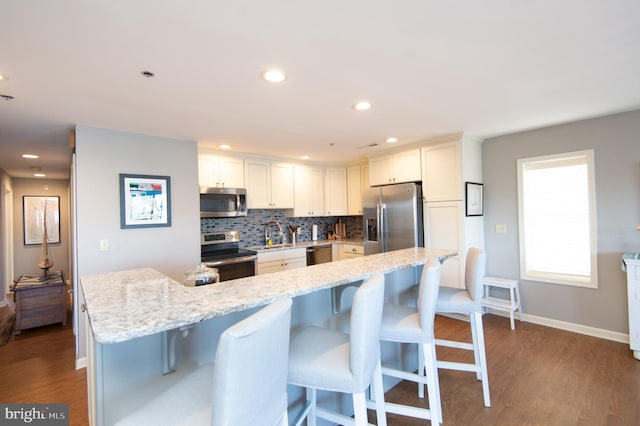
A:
[200,231,257,282]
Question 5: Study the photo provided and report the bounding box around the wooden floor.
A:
[0,311,87,426]
[1,313,640,425]
[378,314,640,426]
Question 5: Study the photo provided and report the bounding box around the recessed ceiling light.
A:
[34,173,46,177]
[261,69,287,83]
[219,144,231,150]
[353,101,371,111]
[0,74,7,81]
[300,155,310,160]
[22,154,39,159]
[385,137,398,143]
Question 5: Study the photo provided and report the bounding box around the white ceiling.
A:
[1,1,639,180]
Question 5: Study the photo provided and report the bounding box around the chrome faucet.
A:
[264,221,283,245]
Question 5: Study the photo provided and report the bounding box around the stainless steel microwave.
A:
[200,187,248,218]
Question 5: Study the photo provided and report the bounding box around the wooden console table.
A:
[12,271,67,334]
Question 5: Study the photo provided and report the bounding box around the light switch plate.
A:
[99,240,109,251]
[495,224,507,234]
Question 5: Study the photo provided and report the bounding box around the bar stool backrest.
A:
[212,297,293,426]
[418,258,442,343]
[465,248,487,303]
[349,272,385,392]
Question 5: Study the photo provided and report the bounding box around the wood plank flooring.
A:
[0,312,87,426]
[1,313,639,425]
[378,314,640,425]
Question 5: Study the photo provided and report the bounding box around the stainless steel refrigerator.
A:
[363,182,424,255]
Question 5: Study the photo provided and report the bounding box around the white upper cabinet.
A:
[198,154,245,188]
[292,165,325,217]
[369,148,421,186]
[245,159,294,209]
[361,163,370,189]
[369,156,393,186]
[421,141,462,201]
[347,164,364,215]
[325,167,348,216]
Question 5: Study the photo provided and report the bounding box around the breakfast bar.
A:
[81,247,456,425]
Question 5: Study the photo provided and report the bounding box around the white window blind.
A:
[517,150,597,288]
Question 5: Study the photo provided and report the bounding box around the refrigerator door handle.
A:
[378,203,386,252]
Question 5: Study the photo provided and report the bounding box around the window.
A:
[517,150,597,288]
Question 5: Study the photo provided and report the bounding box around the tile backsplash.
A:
[201,210,364,247]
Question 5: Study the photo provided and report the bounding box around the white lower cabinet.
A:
[424,201,464,288]
[339,244,364,260]
[625,258,640,360]
[257,248,307,275]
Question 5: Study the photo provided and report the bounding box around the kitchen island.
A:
[81,247,455,425]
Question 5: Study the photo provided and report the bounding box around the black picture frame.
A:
[465,182,484,217]
[23,195,61,245]
[119,174,172,229]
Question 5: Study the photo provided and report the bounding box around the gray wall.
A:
[73,125,200,385]
[482,109,640,334]
[11,178,70,283]
[75,126,201,280]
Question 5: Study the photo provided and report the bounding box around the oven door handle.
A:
[203,255,257,267]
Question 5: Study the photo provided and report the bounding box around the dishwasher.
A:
[306,244,332,265]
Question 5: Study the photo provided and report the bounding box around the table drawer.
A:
[18,286,64,310]
[17,305,66,330]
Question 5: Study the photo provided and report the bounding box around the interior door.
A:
[1,183,14,298]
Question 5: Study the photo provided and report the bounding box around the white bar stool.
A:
[435,247,491,408]
[481,276,522,330]
[374,257,443,423]
[114,297,293,426]
[288,273,387,426]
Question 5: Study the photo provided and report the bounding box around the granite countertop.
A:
[81,247,456,344]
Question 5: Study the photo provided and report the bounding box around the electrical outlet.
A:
[495,224,507,234]
[99,240,109,251]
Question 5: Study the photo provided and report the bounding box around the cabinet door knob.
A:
[81,304,86,312]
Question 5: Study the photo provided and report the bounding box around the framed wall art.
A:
[119,174,172,229]
[465,182,484,217]
[23,196,61,245]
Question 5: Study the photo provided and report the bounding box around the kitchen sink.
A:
[252,243,297,251]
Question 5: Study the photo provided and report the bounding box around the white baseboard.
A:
[76,356,87,370]
[484,308,629,344]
